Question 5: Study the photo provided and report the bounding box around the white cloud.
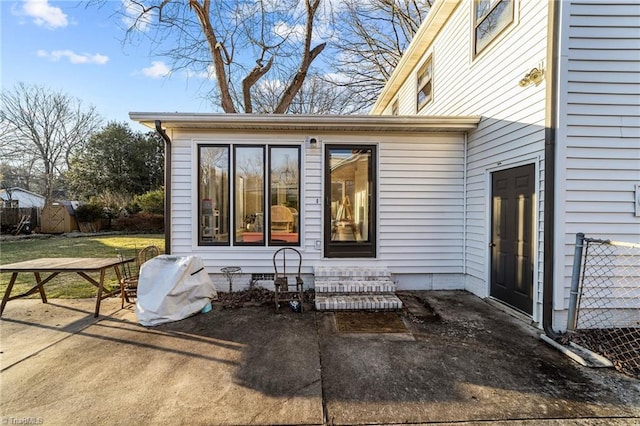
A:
[273,19,336,44]
[258,78,285,93]
[185,64,217,80]
[37,49,109,65]
[20,0,68,29]
[323,72,351,84]
[273,21,306,43]
[141,61,172,78]
[121,0,153,32]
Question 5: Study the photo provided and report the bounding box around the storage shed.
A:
[41,201,79,234]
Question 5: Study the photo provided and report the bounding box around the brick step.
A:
[314,279,397,294]
[314,266,391,279]
[315,294,403,311]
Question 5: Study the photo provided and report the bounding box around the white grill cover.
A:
[135,255,217,326]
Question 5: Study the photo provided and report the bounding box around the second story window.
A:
[474,0,514,56]
[416,57,433,111]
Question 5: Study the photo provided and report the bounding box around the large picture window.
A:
[474,0,514,56]
[198,143,301,247]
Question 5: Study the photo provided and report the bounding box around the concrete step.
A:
[314,279,397,294]
[315,294,403,311]
[314,266,391,279]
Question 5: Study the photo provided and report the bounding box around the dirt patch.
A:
[214,287,275,309]
[397,291,441,324]
[213,287,315,310]
[334,311,408,333]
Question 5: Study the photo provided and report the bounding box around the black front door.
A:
[490,164,535,315]
[324,145,376,258]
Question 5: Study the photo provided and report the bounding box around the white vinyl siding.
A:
[375,0,548,308]
[378,136,465,273]
[167,129,466,289]
[555,1,640,314]
[370,0,638,328]
[404,1,548,312]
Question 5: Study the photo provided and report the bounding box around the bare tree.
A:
[113,0,326,113]
[252,73,354,114]
[326,0,432,112]
[0,83,102,201]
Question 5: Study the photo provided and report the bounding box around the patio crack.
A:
[315,312,330,426]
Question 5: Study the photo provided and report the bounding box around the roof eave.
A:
[129,113,480,133]
[370,0,461,115]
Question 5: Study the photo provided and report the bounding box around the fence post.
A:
[567,232,585,332]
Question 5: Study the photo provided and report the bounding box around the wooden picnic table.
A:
[0,257,134,318]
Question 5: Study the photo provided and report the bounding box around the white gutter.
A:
[129,113,480,133]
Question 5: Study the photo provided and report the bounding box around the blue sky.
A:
[1,0,219,131]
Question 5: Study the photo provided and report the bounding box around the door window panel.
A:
[329,148,372,243]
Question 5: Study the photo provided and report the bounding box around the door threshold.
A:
[485,297,536,326]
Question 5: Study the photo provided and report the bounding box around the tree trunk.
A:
[189,0,236,113]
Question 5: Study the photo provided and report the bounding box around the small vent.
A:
[251,273,274,281]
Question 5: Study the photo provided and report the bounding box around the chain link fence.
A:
[563,233,640,378]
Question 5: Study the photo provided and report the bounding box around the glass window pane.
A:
[199,146,229,245]
[475,0,513,54]
[417,58,432,109]
[269,146,300,245]
[475,0,491,21]
[235,146,264,244]
[329,148,371,243]
[391,99,399,115]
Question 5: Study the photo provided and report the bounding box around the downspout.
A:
[155,120,172,255]
[463,132,468,276]
[543,0,560,339]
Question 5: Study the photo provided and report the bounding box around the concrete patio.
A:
[1,291,639,425]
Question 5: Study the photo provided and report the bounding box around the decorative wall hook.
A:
[519,67,544,87]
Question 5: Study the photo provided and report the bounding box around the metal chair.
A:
[119,245,161,307]
[272,247,304,312]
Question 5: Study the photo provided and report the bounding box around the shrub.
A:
[74,202,105,223]
[133,189,164,214]
[93,191,133,218]
[113,213,164,233]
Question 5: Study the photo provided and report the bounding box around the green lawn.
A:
[0,234,165,298]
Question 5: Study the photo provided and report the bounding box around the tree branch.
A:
[242,56,274,113]
[274,0,325,114]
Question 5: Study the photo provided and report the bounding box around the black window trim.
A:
[197,142,302,248]
[233,144,266,247]
[198,144,230,247]
[267,145,302,247]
